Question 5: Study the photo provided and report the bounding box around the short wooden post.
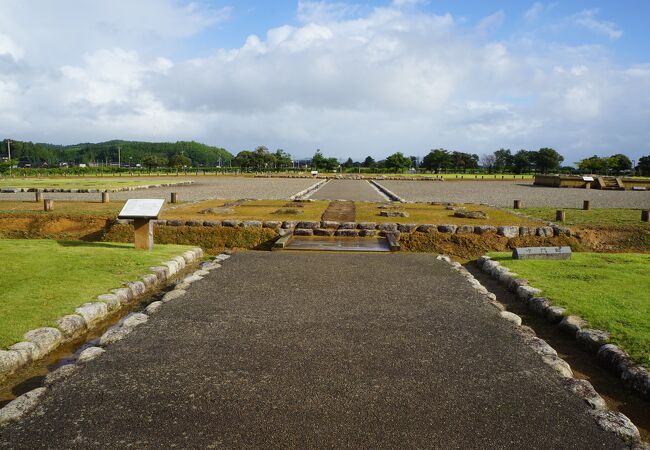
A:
[513,200,521,209]
[44,199,54,211]
[133,218,154,250]
[556,210,565,222]
[583,200,590,210]
[642,210,650,222]
[101,192,110,203]
[171,192,178,204]
[35,191,43,202]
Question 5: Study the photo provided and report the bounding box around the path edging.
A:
[0,247,204,388]
[435,254,646,447]
[476,255,650,403]
[0,251,235,427]
[0,181,193,194]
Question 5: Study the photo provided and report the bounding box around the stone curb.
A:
[289,179,329,201]
[0,250,231,429]
[0,247,204,384]
[436,253,645,447]
[476,254,650,403]
[1,181,194,194]
[368,180,407,203]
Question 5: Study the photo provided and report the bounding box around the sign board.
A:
[582,176,594,182]
[512,246,572,260]
[311,170,318,176]
[118,199,165,219]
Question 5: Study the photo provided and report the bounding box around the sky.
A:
[0,0,649,164]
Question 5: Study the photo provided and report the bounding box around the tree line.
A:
[0,139,232,168]
[2,138,650,176]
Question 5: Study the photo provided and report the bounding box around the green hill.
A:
[1,139,233,167]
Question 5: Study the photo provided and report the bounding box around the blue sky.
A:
[0,0,649,163]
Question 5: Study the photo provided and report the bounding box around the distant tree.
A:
[422,149,452,173]
[168,154,191,169]
[608,154,632,174]
[0,159,16,174]
[311,150,339,171]
[493,148,513,173]
[577,155,605,174]
[533,148,564,173]
[273,149,292,169]
[362,156,376,168]
[512,150,534,174]
[142,154,165,169]
[343,157,355,168]
[637,156,650,176]
[480,154,496,173]
[384,152,412,171]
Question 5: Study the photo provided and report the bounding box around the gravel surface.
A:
[0,177,317,202]
[0,252,623,448]
[378,180,650,208]
[311,179,388,202]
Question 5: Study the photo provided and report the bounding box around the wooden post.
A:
[171,192,178,204]
[133,218,154,250]
[44,199,54,211]
[102,192,110,203]
[513,200,521,209]
[35,191,43,202]
[556,210,565,222]
[583,200,590,210]
[642,210,649,222]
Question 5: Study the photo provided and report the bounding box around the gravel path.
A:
[0,177,317,202]
[311,180,387,202]
[0,253,623,448]
[378,180,650,208]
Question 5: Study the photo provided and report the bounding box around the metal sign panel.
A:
[118,199,165,219]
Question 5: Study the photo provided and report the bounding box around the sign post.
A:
[118,199,165,250]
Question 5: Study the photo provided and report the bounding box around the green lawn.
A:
[512,208,650,228]
[489,252,650,368]
[0,177,183,189]
[0,239,195,348]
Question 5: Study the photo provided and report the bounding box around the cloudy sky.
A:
[1,0,649,163]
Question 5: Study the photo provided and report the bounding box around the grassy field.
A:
[355,202,541,226]
[0,239,195,348]
[164,199,329,222]
[0,200,122,216]
[490,252,650,368]
[0,178,184,189]
[513,208,650,228]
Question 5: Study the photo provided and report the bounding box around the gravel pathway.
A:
[0,253,624,448]
[377,180,650,208]
[311,180,387,202]
[0,177,317,202]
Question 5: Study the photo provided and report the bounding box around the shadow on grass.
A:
[56,240,131,249]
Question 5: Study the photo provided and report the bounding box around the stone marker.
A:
[101,192,110,203]
[513,200,521,209]
[512,246,572,260]
[35,191,43,202]
[556,210,565,222]
[171,192,179,204]
[642,210,649,222]
[44,199,54,211]
[583,200,590,210]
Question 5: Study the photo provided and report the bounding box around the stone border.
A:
[0,247,204,387]
[476,255,650,403]
[0,181,193,194]
[0,251,229,427]
[435,254,646,447]
[369,180,406,202]
[144,218,572,240]
[289,179,329,201]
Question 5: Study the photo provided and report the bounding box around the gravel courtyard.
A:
[0,177,317,202]
[310,179,387,202]
[378,180,650,208]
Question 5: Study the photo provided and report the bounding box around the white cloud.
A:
[0,1,648,163]
[524,2,545,22]
[571,9,623,40]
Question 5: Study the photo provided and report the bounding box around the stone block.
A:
[23,327,63,359]
[497,226,520,238]
[437,224,457,233]
[335,229,359,237]
[242,220,262,228]
[357,222,377,230]
[577,329,610,353]
[378,223,398,232]
[56,315,87,339]
[338,222,357,229]
[320,221,340,229]
[474,225,497,234]
[294,228,314,236]
[314,229,334,236]
[262,221,282,228]
[455,225,474,234]
[75,302,109,325]
[397,223,417,233]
